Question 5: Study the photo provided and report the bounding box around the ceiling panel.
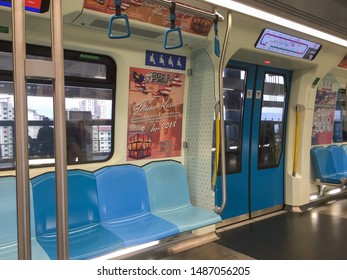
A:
[236,0,347,40]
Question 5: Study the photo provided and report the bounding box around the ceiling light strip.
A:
[201,0,347,47]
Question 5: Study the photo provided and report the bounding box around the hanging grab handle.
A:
[108,0,131,39]
[214,14,220,57]
[164,1,183,49]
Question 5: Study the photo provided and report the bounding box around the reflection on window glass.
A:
[0,52,107,80]
[0,52,13,71]
[0,41,115,170]
[0,81,113,168]
[333,88,347,143]
[258,73,287,169]
[64,60,107,80]
[213,67,246,174]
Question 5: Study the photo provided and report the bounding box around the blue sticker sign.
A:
[145,50,186,71]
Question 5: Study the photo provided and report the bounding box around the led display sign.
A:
[255,28,322,60]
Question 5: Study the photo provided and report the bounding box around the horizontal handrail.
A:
[151,0,224,22]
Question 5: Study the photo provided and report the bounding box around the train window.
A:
[258,73,287,169]
[0,40,115,169]
[64,60,107,80]
[219,67,246,174]
[0,51,13,71]
[333,88,347,143]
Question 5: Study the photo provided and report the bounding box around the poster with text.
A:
[83,0,213,36]
[127,67,185,161]
[311,73,339,145]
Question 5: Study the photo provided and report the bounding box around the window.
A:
[258,73,287,169]
[212,67,246,175]
[333,88,347,143]
[0,40,116,169]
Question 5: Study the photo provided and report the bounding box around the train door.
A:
[215,60,291,223]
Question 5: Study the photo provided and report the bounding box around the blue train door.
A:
[215,60,291,223]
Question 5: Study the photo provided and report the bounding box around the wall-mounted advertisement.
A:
[311,73,339,145]
[338,54,347,69]
[127,67,185,161]
[83,0,213,36]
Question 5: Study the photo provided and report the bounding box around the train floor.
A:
[124,197,347,260]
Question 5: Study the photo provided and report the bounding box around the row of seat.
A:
[0,160,221,260]
[310,145,347,185]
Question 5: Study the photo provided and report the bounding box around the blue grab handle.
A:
[214,36,220,57]
[164,27,183,50]
[108,14,131,39]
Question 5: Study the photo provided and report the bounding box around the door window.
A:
[258,73,287,169]
[222,67,246,174]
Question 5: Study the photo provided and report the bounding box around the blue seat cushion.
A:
[101,212,179,247]
[36,224,124,260]
[153,204,221,232]
[0,238,49,260]
[320,174,346,184]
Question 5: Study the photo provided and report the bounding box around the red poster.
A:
[127,67,185,161]
[83,0,213,36]
[338,54,347,69]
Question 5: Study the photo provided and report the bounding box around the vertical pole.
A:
[11,0,31,259]
[215,11,232,214]
[292,105,300,177]
[51,0,69,260]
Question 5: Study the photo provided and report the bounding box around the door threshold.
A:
[217,207,286,232]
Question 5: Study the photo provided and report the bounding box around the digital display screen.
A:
[255,28,322,61]
[0,0,50,13]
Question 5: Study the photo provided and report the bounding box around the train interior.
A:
[0,0,346,260]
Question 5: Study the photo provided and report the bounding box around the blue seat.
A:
[143,161,221,233]
[327,145,347,178]
[0,176,49,260]
[95,165,179,247]
[310,146,344,184]
[31,170,124,260]
[342,144,347,156]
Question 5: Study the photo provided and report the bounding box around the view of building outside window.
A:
[0,83,113,166]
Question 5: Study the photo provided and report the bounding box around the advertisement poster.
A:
[311,73,339,145]
[338,54,347,69]
[83,0,213,36]
[127,67,185,161]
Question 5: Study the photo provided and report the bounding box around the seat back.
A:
[32,170,100,236]
[327,145,347,174]
[310,146,336,180]
[0,177,19,250]
[95,165,151,222]
[342,144,347,156]
[143,161,191,212]
[0,176,46,259]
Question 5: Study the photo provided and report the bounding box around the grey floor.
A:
[160,198,347,260]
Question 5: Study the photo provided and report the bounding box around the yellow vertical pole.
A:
[212,106,220,188]
[292,105,300,177]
